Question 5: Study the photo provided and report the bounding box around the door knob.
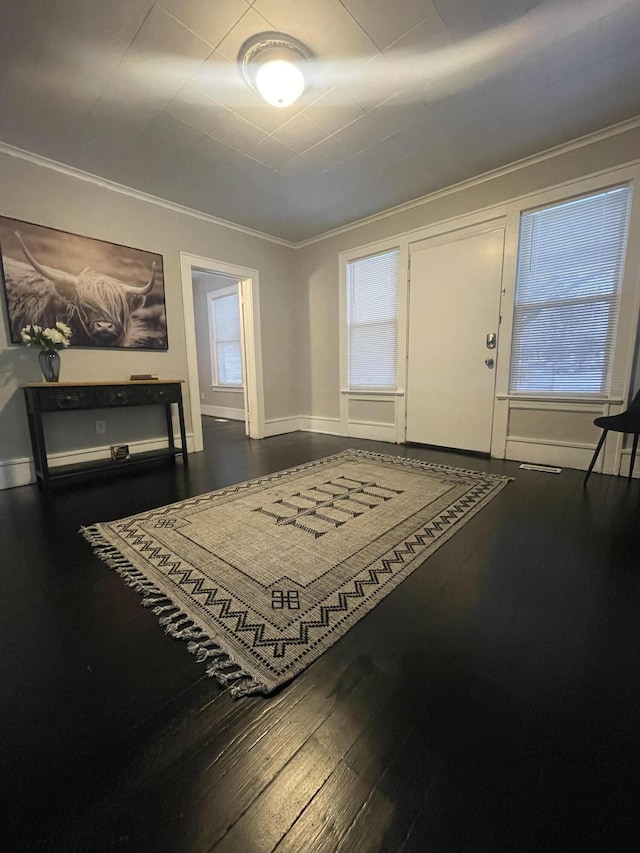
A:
[485,357,494,368]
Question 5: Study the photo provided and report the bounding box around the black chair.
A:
[584,387,640,484]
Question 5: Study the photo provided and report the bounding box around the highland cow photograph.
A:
[0,216,167,349]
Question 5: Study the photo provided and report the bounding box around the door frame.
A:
[180,252,265,452]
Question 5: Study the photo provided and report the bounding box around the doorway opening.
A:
[180,253,265,453]
[194,272,245,425]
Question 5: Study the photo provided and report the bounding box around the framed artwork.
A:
[0,216,167,350]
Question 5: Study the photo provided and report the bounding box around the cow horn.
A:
[15,232,80,291]
[121,261,156,295]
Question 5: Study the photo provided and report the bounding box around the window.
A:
[208,286,243,387]
[510,185,632,395]
[346,248,400,389]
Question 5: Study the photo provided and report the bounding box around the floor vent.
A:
[519,463,562,474]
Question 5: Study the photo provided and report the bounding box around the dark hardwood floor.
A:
[1,418,639,852]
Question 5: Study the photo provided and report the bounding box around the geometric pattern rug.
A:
[82,449,512,698]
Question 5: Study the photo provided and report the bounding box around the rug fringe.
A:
[80,525,268,699]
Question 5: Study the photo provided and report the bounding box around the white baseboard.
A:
[264,415,343,437]
[5,423,633,488]
[505,437,598,472]
[619,447,640,479]
[347,421,397,442]
[263,416,304,437]
[264,415,391,441]
[201,404,245,421]
[506,438,640,478]
[298,416,341,435]
[0,456,35,490]
[0,433,194,491]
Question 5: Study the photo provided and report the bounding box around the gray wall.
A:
[0,150,298,482]
[294,124,640,421]
[2,123,640,485]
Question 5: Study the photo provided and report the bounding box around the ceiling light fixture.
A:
[238,32,313,108]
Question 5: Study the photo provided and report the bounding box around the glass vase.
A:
[38,350,61,383]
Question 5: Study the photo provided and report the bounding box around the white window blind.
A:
[209,288,243,387]
[509,185,632,395]
[347,249,399,389]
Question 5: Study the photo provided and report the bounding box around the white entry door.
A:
[406,224,505,453]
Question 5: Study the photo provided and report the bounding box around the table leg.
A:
[176,395,188,464]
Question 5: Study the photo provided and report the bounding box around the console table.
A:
[23,380,188,489]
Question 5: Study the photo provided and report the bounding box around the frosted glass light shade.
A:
[239,33,312,109]
[255,59,305,108]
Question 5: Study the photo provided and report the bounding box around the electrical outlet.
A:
[96,420,106,434]
[200,392,204,400]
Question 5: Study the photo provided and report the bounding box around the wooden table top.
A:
[23,379,185,388]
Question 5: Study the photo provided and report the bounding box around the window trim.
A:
[339,240,407,444]
[333,164,640,468]
[508,183,632,398]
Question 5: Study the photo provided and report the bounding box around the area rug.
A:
[82,449,511,698]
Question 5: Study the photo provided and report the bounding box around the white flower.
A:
[20,322,72,350]
[43,328,65,346]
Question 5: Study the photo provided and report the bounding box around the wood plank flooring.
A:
[1,419,639,852]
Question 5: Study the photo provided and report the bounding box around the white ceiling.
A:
[1,0,639,243]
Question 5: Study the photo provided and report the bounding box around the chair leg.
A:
[584,430,608,485]
[629,433,639,482]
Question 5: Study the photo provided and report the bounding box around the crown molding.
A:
[294,114,640,249]
[2,114,640,251]
[0,141,296,249]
